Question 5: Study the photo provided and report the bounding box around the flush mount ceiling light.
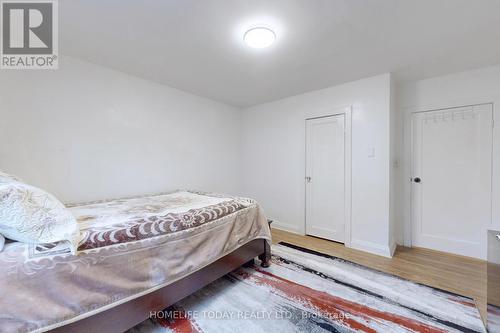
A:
[243,27,276,48]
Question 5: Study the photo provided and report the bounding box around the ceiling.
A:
[61,0,500,107]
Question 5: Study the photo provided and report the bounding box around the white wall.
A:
[0,56,241,203]
[241,74,393,257]
[396,64,500,244]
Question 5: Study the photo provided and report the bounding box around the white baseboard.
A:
[350,238,394,258]
[270,220,302,235]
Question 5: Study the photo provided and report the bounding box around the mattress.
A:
[0,191,271,333]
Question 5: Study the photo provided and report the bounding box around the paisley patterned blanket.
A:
[0,191,271,333]
[71,191,253,251]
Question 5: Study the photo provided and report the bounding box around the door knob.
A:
[305,176,312,183]
[413,177,421,183]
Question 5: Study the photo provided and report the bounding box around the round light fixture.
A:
[243,27,276,49]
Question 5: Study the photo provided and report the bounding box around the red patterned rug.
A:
[129,242,486,333]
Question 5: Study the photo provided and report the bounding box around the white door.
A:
[411,104,493,259]
[306,114,345,243]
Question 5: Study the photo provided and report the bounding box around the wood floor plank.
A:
[271,228,487,321]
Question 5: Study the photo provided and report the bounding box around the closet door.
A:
[305,114,345,243]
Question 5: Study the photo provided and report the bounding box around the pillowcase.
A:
[0,180,80,254]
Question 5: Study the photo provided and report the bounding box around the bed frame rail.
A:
[49,238,270,333]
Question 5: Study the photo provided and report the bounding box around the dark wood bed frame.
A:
[50,238,271,333]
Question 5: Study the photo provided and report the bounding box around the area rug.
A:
[129,242,486,333]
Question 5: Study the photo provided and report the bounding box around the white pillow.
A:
[0,234,4,252]
[0,181,80,254]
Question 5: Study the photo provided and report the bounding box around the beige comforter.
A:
[0,191,271,333]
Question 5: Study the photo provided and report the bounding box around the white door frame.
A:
[403,101,494,248]
[304,106,352,248]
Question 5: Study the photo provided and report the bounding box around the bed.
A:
[0,190,272,333]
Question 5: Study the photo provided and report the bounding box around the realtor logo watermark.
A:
[1,0,58,69]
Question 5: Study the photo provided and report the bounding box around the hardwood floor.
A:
[271,228,487,321]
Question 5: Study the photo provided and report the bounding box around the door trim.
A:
[304,106,352,248]
[403,102,494,249]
